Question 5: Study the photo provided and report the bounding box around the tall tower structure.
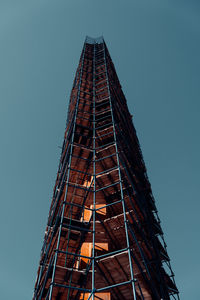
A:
[33,37,179,300]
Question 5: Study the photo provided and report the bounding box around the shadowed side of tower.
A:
[33,37,179,300]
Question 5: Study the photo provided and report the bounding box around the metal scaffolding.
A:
[33,37,179,300]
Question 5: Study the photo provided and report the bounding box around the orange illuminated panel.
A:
[80,201,109,299]
[80,293,111,300]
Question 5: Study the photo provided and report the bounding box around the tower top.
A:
[85,36,104,44]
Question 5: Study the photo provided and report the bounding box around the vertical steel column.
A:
[91,42,96,300]
[103,41,137,300]
[48,44,86,300]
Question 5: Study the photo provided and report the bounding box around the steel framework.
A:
[33,37,179,300]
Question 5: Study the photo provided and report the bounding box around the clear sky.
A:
[0,0,199,299]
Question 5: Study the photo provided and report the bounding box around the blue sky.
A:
[0,1,199,299]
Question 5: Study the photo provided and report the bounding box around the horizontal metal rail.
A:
[95,122,113,130]
[63,201,93,211]
[95,247,128,260]
[68,182,94,192]
[96,165,119,177]
[96,180,121,193]
[53,283,91,293]
[55,249,92,260]
[95,152,117,162]
[95,199,122,211]
[96,280,133,292]
[95,141,116,150]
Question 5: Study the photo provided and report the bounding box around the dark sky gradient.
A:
[0,1,199,299]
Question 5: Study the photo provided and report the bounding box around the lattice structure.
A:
[33,37,179,300]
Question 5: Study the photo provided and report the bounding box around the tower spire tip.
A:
[85,36,104,44]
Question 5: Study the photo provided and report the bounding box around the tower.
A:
[33,37,179,300]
